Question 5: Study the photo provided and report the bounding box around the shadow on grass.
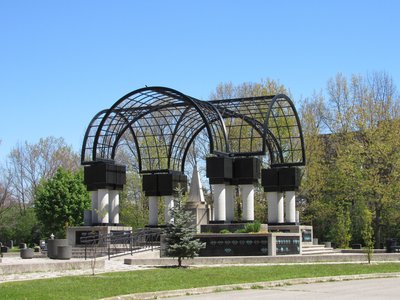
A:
[155,265,190,269]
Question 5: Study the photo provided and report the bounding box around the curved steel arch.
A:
[82,86,229,173]
[264,94,305,167]
[81,86,305,173]
[210,94,305,166]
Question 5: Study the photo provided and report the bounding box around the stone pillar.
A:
[241,184,254,221]
[267,191,278,223]
[225,185,235,222]
[164,195,174,224]
[285,191,296,223]
[97,189,109,224]
[213,184,226,222]
[277,192,284,223]
[91,190,98,224]
[148,196,158,226]
[109,190,120,224]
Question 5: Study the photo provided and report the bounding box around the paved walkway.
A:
[0,249,160,283]
[165,277,400,300]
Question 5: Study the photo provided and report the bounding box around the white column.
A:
[97,189,110,224]
[285,191,296,223]
[213,184,226,222]
[277,192,284,223]
[148,196,158,226]
[267,191,278,223]
[109,190,120,224]
[91,191,98,225]
[241,184,254,221]
[225,185,235,222]
[164,195,174,224]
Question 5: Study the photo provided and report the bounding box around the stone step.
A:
[301,244,337,255]
[302,250,337,255]
[302,244,330,248]
[302,246,330,251]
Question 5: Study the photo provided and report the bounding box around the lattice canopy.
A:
[81,86,305,172]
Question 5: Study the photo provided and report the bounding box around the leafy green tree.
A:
[119,167,149,229]
[331,205,352,248]
[300,71,400,248]
[34,168,90,238]
[165,200,205,267]
[361,207,374,263]
[299,93,334,241]
[0,205,41,245]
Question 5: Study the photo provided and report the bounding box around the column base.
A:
[268,222,298,226]
[145,224,167,228]
[209,220,227,224]
[232,220,254,223]
[91,223,124,226]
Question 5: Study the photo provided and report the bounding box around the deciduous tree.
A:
[7,136,80,213]
[34,168,90,238]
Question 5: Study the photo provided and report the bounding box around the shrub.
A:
[244,221,261,233]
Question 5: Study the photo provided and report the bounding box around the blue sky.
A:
[1,0,399,162]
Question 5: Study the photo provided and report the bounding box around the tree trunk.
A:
[178,256,182,268]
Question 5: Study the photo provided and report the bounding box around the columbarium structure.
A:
[72,86,310,255]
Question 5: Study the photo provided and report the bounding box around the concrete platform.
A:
[124,253,400,266]
[0,256,104,275]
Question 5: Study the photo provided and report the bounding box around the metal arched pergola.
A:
[81,86,305,172]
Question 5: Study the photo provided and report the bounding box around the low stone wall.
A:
[0,259,104,275]
[124,253,400,266]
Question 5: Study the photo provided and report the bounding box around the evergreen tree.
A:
[164,201,205,267]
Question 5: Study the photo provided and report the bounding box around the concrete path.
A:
[0,249,160,283]
[163,277,400,300]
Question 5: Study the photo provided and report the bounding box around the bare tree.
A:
[0,170,13,219]
[209,78,288,100]
[325,71,399,134]
[6,136,80,213]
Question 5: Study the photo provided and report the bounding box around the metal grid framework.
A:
[211,94,305,167]
[81,86,305,172]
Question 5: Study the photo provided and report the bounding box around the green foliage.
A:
[361,207,374,263]
[300,72,400,248]
[254,185,268,222]
[34,168,90,238]
[244,220,261,233]
[119,168,149,229]
[165,201,205,267]
[219,229,231,234]
[0,206,41,244]
[331,205,352,248]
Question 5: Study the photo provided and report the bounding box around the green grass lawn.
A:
[2,263,400,300]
